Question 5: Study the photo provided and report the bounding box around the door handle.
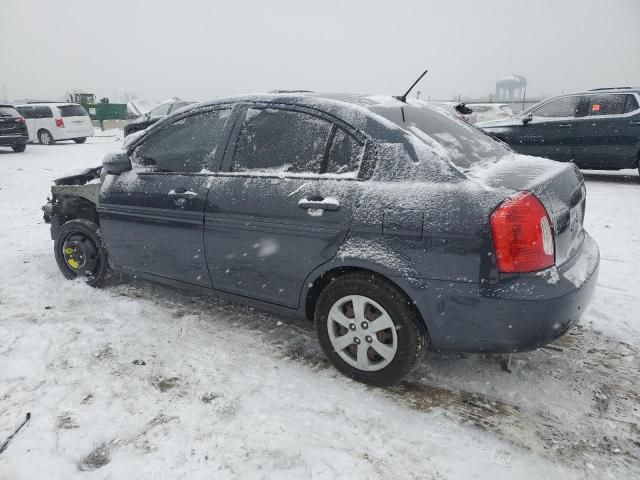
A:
[556,124,572,128]
[168,189,198,201]
[628,120,640,125]
[298,196,340,211]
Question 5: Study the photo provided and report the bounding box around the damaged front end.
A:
[42,166,103,239]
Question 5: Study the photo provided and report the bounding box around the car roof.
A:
[16,102,80,107]
[0,104,18,108]
[563,87,640,96]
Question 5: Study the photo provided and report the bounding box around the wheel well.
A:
[49,195,99,239]
[304,267,423,325]
[37,128,50,135]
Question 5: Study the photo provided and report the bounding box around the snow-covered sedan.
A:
[42,92,600,386]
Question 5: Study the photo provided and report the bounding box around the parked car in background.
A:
[16,103,94,145]
[477,87,640,173]
[467,103,513,123]
[43,92,599,386]
[429,101,477,123]
[124,99,194,136]
[0,104,28,152]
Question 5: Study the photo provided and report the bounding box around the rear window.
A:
[0,106,19,117]
[403,103,510,169]
[58,105,89,117]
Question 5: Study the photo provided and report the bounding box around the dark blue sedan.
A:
[43,92,600,386]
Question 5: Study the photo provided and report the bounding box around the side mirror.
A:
[102,151,132,175]
[522,113,533,125]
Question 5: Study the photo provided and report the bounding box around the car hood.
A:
[476,117,522,128]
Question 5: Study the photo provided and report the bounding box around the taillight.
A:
[15,116,26,124]
[490,192,555,273]
[55,118,65,128]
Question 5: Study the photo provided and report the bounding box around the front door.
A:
[514,95,580,161]
[204,105,366,308]
[99,107,236,287]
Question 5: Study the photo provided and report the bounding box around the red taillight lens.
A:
[55,118,65,128]
[490,192,555,273]
[15,116,26,124]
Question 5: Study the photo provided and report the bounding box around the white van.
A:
[16,103,94,145]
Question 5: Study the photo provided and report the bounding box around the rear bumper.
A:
[55,126,94,140]
[0,134,28,146]
[407,232,600,352]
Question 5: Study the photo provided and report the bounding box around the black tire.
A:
[73,137,87,144]
[315,272,428,386]
[54,219,110,288]
[12,144,26,152]
[38,129,54,145]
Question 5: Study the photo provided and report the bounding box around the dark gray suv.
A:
[478,87,640,173]
[43,93,599,386]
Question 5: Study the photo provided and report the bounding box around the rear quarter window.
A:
[58,105,89,117]
[624,94,639,113]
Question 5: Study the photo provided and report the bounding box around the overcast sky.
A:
[1,0,639,103]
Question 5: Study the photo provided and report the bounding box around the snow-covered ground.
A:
[0,134,638,479]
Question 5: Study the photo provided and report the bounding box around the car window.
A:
[133,109,231,173]
[16,106,34,118]
[34,106,53,118]
[150,103,171,117]
[579,94,627,116]
[532,96,580,118]
[624,94,639,113]
[0,106,20,117]
[324,128,363,176]
[404,104,510,169]
[21,106,52,118]
[58,105,89,117]
[169,102,191,114]
[231,107,332,175]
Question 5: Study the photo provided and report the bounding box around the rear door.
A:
[515,95,580,161]
[204,104,365,308]
[99,106,236,286]
[572,93,640,169]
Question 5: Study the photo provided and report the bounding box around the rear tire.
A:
[54,219,110,288]
[38,129,54,145]
[12,144,26,152]
[314,272,428,386]
[73,137,87,144]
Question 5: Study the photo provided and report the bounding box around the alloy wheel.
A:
[326,295,398,372]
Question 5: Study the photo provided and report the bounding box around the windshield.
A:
[383,102,511,170]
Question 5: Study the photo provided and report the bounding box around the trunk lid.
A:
[468,155,586,267]
[58,104,92,133]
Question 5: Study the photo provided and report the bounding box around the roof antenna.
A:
[395,69,429,103]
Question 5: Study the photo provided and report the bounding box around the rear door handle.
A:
[556,124,572,128]
[628,120,640,125]
[168,189,198,201]
[298,196,340,211]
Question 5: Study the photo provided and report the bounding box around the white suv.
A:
[16,103,94,145]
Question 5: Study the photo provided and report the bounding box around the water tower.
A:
[495,74,527,100]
